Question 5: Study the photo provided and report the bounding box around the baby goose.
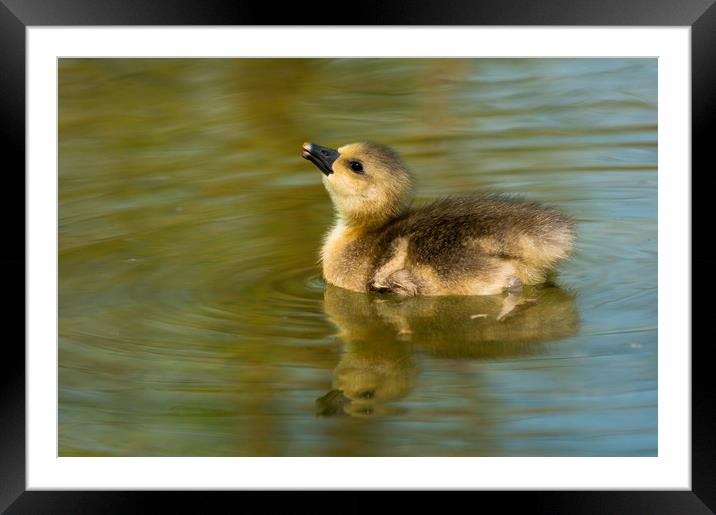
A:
[302,141,575,298]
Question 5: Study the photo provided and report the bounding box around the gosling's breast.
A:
[321,223,378,293]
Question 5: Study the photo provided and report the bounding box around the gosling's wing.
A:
[397,194,575,268]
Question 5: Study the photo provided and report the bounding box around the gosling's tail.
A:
[513,213,576,284]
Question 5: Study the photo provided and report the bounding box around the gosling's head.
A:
[302,141,413,227]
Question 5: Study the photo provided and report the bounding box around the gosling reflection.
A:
[317,336,415,418]
[317,283,579,417]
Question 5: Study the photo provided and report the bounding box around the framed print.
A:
[4,0,714,511]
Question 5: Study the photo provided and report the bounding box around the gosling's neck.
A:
[333,203,410,233]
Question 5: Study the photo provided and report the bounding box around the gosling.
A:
[302,141,575,298]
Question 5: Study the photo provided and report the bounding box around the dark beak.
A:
[302,142,339,176]
[315,389,350,417]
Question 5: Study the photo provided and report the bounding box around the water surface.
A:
[59,58,657,456]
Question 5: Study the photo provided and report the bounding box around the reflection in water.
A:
[318,284,578,417]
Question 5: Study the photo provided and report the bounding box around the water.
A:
[58,58,657,456]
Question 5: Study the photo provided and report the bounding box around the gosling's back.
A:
[381,194,575,286]
[321,194,575,296]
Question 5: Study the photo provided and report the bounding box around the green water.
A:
[59,58,657,456]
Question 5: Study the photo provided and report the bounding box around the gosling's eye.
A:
[349,161,364,174]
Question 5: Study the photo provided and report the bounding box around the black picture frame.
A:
[2,0,713,512]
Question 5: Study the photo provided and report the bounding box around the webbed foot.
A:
[497,277,536,321]
[368,282,391,294]
[368,269,419,296]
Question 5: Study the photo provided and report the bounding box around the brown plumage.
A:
[302,141,575,297]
